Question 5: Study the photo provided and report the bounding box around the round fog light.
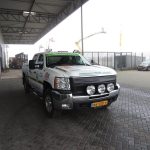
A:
[107,83,114,92]
[86,85,95,95]
[98,84,105,94]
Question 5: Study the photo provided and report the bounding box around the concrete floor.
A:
[0,70,150,150]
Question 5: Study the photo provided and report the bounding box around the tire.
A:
[44,89,54,118]
[23,77,30,94]
[147,67,150,71]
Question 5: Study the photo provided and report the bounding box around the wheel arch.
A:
[43,81,52,93]
[22,72,26,84]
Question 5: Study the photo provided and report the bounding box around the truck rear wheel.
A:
[23,78,30,94]
[44,89,54,118]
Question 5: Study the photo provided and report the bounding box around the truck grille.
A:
[70,75,116,96]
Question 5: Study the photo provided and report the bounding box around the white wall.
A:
[0,29,6,74]
[0,29,4,43]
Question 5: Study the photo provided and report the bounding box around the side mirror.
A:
[29,60,35,69]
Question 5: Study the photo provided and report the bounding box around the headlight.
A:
[86,85,95,95]
[54,77,70,90]
[107,83,114,92]
[144,65,148,67]
[98,84,105,94]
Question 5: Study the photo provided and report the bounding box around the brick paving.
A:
[0,71,150,150]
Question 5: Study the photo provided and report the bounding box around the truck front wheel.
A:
[44,89,54,117]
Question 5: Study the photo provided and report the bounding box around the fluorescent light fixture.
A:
[23,11,36,17]
[19,31,28,34]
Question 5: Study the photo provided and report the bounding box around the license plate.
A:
[91,100,108,108]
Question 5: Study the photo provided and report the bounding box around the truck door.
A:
[29,54,39,90]
[34,54,44,95]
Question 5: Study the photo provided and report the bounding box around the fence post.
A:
[98,52,99,65]
[131,52,132,69]
[107,52,108,67]
[134,53,136,69]
[125,52,126,69]
[141,52,143,61]
[114,52,116,69]
[120,52,122,70]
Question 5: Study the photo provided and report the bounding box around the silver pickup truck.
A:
[22,52,120,117]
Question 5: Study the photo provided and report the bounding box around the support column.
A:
[81,5,84,55]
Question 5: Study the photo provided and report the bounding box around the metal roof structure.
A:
[0,0,88,44]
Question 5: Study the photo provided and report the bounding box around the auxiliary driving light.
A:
[98,84,106,94]
[107,83,114,92]
[86,85,95,95]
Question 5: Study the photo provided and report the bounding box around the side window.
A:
[38,54,44,63]
[37,54,44,69]
[32,55,38,61]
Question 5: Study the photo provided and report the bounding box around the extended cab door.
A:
[34,54,44,95]
[28,54,39,90]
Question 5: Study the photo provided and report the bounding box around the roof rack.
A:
[73,50,80,53]
[57,51,68,53]
[45,49,52,52]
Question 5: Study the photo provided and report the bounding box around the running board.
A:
[31,89,43,100]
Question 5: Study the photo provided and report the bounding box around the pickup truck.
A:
[22,52,120,117]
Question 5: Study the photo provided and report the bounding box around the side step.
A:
[31,89,43,100]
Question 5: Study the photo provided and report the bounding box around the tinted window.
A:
[32,55,38,61]
[46,55,87,67]
[38,54,44,62]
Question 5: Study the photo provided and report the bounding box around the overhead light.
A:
[19,31,28,34]
[23,11,36,17]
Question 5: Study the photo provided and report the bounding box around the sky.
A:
[7,0,150,60]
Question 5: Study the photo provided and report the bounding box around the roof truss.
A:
[0,0,88,44]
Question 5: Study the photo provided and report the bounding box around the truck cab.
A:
[22,51,120,117]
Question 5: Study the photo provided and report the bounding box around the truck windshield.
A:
[46,55,90,67]
[141,61,150,66]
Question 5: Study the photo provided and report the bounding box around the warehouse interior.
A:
[0,0,88,74]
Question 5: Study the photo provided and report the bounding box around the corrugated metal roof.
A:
[0,0,88,44]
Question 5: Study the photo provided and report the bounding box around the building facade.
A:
[9,53,28,69]
[0,29,8,76]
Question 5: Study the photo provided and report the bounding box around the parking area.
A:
[117,70,150,89]
[0,70,150,150]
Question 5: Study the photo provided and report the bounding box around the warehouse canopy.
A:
[0,0,88,44]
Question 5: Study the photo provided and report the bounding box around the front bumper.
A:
[137,66,147,71]
[52,84,120,110]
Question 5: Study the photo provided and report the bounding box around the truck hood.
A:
[54,65,116,77]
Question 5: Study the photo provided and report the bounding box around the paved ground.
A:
[117,70,150,89]
[0,70,150,150]
[0,69,22,79]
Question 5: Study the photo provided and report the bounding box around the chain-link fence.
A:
[83,52,147,70]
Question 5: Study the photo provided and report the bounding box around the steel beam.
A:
[1,26,42,34]
[19,0,36,40]
[0,8,55,23]
[35,0,89,43]
[1,0,89,44]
